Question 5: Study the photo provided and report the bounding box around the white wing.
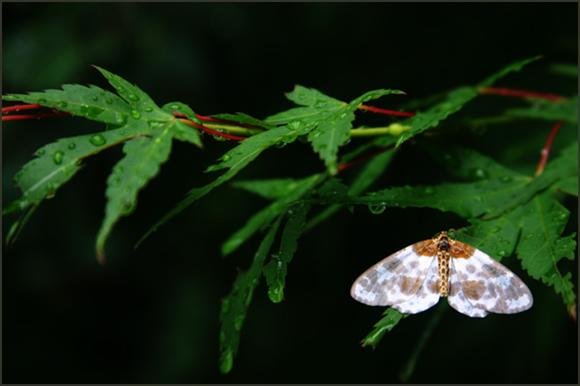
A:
[448,249,533,317]
[350,245,440,314]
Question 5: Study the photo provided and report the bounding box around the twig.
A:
[358,104,416,117]
[177,118,246,141]
[535,121,562,176]
[1,103,44,114]
[336,146,394,173]
[2,111,70,121]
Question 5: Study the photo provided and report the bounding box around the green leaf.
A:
[138,125,307,245]
[361,308,406,348]
[395,86,478,147]
[222,174,321,256]
[396,56,541,147]
[3,84,130,125]
[219,218,282,374]
[306,148,396,230]
[162,102,203,147]
[96,125,173,262]
[6,125,147,214]
[514,192,576,307]
[505,97,578,123]
[263,202,311,302]
[305,88,403,175]
[232,178,311,200]
[549,63,578,78]
[212,112,273,129]
[93,66,169,121]
[554,176,578,196]
[478,55,542,87]
[285,85,344,107]
[307,109,356,174]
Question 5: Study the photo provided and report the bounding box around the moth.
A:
[350,231,533,317]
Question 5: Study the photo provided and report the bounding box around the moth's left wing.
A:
[351,243,440,314]
[449,245,533,317]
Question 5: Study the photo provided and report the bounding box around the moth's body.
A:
[350,231,533,317]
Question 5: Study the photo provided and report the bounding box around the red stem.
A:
[1,103,45,114]
[337,146,393,173]
[177,118,246,141]
[358,104,416,117]
[479,87,565,102]
[535,121,562,176]
[2,111,70,121]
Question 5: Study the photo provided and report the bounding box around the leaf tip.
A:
[568,303,577,322]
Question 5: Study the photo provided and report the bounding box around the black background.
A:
[2,3,578,383]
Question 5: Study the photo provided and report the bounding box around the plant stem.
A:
[177,118,247,141]
[358,104,415,117]
[535,121,562,176]
[1,103,44,114]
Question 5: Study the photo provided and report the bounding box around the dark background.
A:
[2,3,578,383]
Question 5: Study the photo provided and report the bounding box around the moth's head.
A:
[434,231,450,251]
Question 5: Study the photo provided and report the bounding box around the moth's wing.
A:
[449,246,533,316]
[350,244,437,309]
[448,257,488,318]
[392,257,440,314]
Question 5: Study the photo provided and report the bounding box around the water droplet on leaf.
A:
[89,134,107,146]
[105,98,113,105]
[58,101,68,108]
[68,142,76,150]
[471,168,488,179]
[424,187,434,194]
[500,176,512,183]
[170,104,180,110]
[52,150,64,165]
[368,202,387,214]
[91,95,99,102]
[131,110,141,119]
[127,93,139,101]
[144,105,153,112]
[35,149,46,156]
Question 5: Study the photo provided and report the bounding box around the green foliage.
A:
[3,56,577,376]
[360,308,406,348]
[506,97,578,123]
[2,84,130,125]
[223,174,320,255]
[263,202,311,303]
[219,218,282,374]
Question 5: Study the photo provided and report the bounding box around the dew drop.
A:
[222,155,232,162]
[144,105,153,112]
[91,95,99,102]
[500,175,513,183]
[559,212,568,220]
[170,104,180,110]
[52,150,64,165]
[498,250,507,257]
[471,168,488,179]
[79,104,89,115]
[424,187,434,194]
[58,101,68,108]
[127,93,139,102]
[105,98,113,105]
[368,202,387,215]
[35,149,46,156]
[525,233,535,239]
[68,142,76,150]
[131,110,141,119]
[115,114,127,125]
[89,134,107,146]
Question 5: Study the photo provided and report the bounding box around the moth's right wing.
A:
[350,244,440,313]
